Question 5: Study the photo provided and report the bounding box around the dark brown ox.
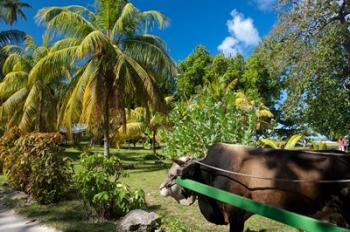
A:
[159,143,350,232]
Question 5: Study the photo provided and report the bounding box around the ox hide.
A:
[160,143,350,232]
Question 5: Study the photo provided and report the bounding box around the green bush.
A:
[0,127,22,173]
[161,91,257,158]
[4,133,73,204]
[75,153,146,219]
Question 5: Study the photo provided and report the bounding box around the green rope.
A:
[176,177,350,232]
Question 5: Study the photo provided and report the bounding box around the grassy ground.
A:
[0,145,297,232]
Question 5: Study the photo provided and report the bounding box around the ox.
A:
[160,143,350,232]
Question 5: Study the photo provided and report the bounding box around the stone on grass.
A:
[116,209,160,232]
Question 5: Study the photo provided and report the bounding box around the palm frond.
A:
[35,6,66,24]
[0,30,26,46]
[33,46,49,61]
[0,88,27,117]
[1,45,24,56]
[0,71,28,99]
[12,57,32,72]
[2,53,21,74]
[37,8,95,39]
[66,5,96,20]
[140,10,169,31]
[50,38,81,52]
[42,32,51,48]
[123,34,176,77]
[28,46,77,84]
[80,72,103,130]
[124,54,166,112]
[76,31,113,58]
[60,61,98,135]
[112,3,139,36]
[19,83,40,132]
[24,34,37,51]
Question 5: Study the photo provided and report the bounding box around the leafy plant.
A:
[36,0,176,156]
[0,127,22,173]
[161,90,258,158]
[75,153,146,219]
[259,134,303,150]
[3,132,73,204]
[161,217,187,232]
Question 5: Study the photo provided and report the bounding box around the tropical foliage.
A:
[0,0,31,25]
[75,152,146,219]
[0,0,30,80]
[34,0,176,156]
[3,132,73,204]
[259,134,303,150]
[0,34,65,132]
[162,88,262,158]
[264,0,350,137]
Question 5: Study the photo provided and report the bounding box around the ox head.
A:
[159,157,197,206]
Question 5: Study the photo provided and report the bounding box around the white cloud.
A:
[227,10,261,46]
[217,37,239,57]
[218,10,261,57]
[252,0,277,11]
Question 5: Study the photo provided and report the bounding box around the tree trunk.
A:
[152,129,156,155]
[35,90,42,132]
[103,98,110,157]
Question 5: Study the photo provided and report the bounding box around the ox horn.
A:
[172,159,186,166]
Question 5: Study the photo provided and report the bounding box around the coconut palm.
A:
[0,0,30,79]
[0,0,31,25]
[0,0,30,45]
[36,0,176,156]
[0,34,67,132]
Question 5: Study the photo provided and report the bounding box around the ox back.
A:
[181,143,350,231]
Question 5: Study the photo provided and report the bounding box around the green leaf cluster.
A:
[2,132,73,204]
[176,45,279,114]
[265,0,350,137]
[75,152,146,219]
[161,90,257,159]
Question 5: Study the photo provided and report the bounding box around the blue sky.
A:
[0,0,277,62]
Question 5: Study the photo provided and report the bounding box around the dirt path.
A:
[0,188,59,232]
[0,203,59,232]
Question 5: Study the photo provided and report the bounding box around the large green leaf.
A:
[284,134,303,150]
[259,138,279,149]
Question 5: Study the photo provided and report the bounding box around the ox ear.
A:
[172,159,186,166]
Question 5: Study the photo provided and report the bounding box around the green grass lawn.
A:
[0,145,297,232]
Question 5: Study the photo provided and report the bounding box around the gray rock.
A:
[116,209,161,232]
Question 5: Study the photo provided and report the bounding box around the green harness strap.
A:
[176,177,350,232]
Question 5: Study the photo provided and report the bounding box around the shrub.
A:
[4,132,73,204]
[0,127,22,173]
[161,91,257,158]
[75,153,146,219]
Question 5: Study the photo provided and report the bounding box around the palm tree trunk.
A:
[35,91,42,131]
[152,129,156,155]
[103,96,110,157]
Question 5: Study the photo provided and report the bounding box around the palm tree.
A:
[0,34,67,132]
[0,0,30,79]
[0,0,31,25]
[36,0,176,156]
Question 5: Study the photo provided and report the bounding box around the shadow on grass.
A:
[146,204,162,211]
[129,166,169,173]
[17,200,115,232]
